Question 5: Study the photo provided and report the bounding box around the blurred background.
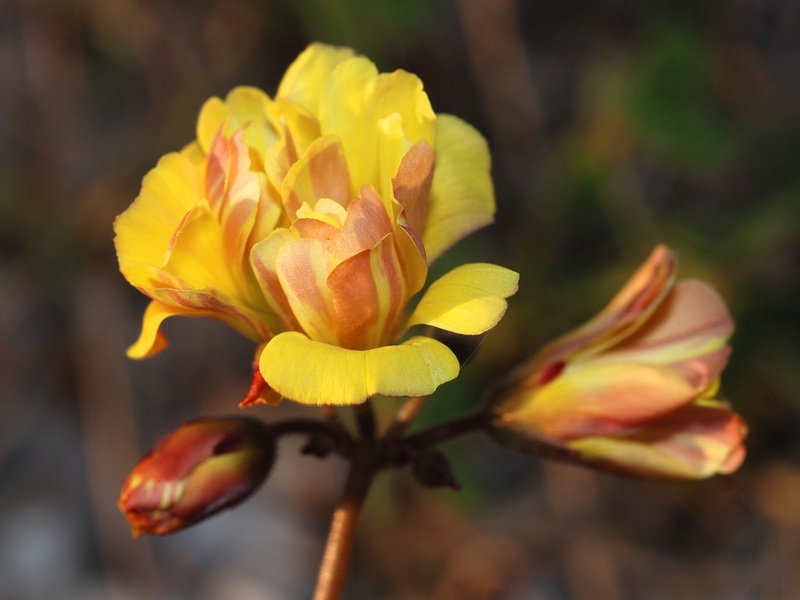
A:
[2,0,799,598]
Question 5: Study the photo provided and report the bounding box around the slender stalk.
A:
[354,400,377,440]
[401,411,491,450]
[312,441,378,600]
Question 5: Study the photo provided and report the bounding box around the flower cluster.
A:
[492,245,747,478]
[115,43,518,406]
[115,44,748,545]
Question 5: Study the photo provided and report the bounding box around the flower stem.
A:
[401,411,491,450]
[312,440,377,600]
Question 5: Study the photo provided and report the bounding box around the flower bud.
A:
[492,246,747,479]
[118,417,275,537]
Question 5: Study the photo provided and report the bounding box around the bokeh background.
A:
[2,0,799,598]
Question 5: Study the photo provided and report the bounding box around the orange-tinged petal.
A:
[335,186,394,264]
[568,403,747,478]
[258,332,459,405]
[392,140,434,238]
[407,263,519,335]
[275,238,338,344]
[498,362,698,441]
[205,128,262,267]
[280,135,351,219]
[118,417,275,536]
[328,235,405,350]
[250,228,303,332]
[277,43,356,115]
[423,115,495,263]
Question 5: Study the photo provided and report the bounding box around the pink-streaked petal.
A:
[568,402,748,478]
[392,140,434,238]
[205,127,261,264]
[498,362,697,441]
[145,287,275,344]
[275,238,338,344]
[335,186,394,265]
[593,280,734,388]
[250,229,303,332]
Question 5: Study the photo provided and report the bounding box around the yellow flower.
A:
[115,43,518,405]
[492,245,746,479]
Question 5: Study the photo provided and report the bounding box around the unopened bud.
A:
[118,417,275,537]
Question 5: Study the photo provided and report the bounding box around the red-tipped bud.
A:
[118,417,275,537]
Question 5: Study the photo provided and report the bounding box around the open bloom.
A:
[115,43,518,405]
[118,417,275,537]
[492,245,746,479]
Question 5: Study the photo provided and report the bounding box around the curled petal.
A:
[392,140,435,239]
[127,300,185,358]
[259,332,459,405]
[497,363,698,441]
[408,263,519,335]
[424,115,495,263]
[535,245,677,369]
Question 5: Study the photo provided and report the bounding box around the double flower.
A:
[115,43,518,406]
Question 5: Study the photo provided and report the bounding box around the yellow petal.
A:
[319,56,436,203]
[259,332,459,405]
[498,362,698,441]
[424,115,495,263]
[114,152,203,289]
[407,263,519,335]
[277,43,356,115]
[127,300,190,358]
[196,87,275,159]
